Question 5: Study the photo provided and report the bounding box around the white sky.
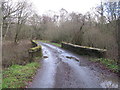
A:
[29,0,102,15]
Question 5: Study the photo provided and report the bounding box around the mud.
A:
[28,42,118,88]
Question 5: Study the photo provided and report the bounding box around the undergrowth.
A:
[2,62,39,88]
[90,58,119,73]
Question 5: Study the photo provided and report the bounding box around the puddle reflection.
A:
[100,80,118,88]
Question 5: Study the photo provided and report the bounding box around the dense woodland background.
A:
[1,0,120,67]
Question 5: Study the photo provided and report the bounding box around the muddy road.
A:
[28,42,118,88]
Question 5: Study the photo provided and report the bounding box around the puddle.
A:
[99,74,118,88]
[40,42,119,88]
[66,56,79,61]
[100,80,118,88]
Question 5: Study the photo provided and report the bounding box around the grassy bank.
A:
[0,72,2,90]
[90,58,119,73]
[2,62,40,88]
[2,40,42,88]
[50,42,61,47]
[39,40,61,47]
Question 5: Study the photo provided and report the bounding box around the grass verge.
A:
[2,62,39,88]
[0,72,2,90]
[90,58,119,73]
[50,42,61,47]
[39,40,61,47]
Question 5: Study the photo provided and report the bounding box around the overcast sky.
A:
[28,0,102,15]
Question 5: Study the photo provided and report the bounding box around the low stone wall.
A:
[61,42,106,58]
[28,40,42,62]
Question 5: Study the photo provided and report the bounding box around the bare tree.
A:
[29,14,43,39]
[1,0,32,42]
[104,1,120,22]
[2,0,21,39]
[96,1,106,24]
[116,18,120,63]
[14,0,32,43]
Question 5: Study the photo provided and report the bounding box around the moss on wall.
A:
[61,42,106,58]
[29,40,42,62]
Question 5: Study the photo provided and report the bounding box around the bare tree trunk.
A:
[14,32,18,43]
[117,18,120,63]
[14,24,21,43]
[3,22,11,40]
[72,21,85,45]
[0,1,3,83]
[14,19,19,43]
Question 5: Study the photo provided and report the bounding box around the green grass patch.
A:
[50,42,61,47]
[90,58,119,73]
[40,40,61,47]
[2,62,40,88]
[0,71,2,90]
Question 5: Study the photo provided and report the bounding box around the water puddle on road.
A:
[100,80,118,88]
[99,73,118,88]
[64,54,119,88]
[40,43,119,88]
[66,56,79,62]
[100,78,118,88]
